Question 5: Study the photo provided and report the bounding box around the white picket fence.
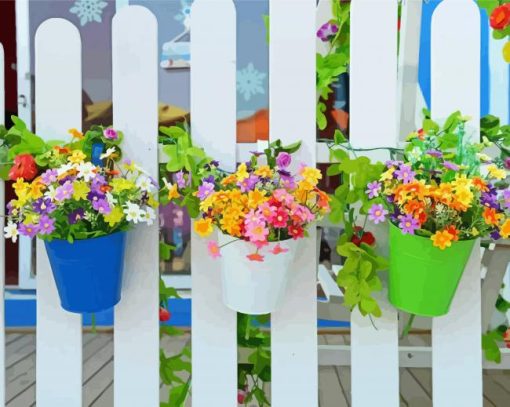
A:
[0,0,504,406]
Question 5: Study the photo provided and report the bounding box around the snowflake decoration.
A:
[237,63,267,102]
[70,0,108,26]
[175,0,193,29]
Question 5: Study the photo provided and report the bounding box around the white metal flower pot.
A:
[218,233,299,315]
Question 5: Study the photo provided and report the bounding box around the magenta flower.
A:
[366,181,382,199]
[426,150,443,158]
[394,164,415,184]
[443,161,459,171]
[38,215,55,235]
[317,22,339,42]
[197,182,215,200]
[368,204,388,224]
[238,174,259,192]
[18,223,39,238]
[92,198,111,215]
[55,182,74,201]
[103,128,118,140]
[398,214,420,235]
[504,157,510,170]
[276,152,292,169]
[41,169,58,185]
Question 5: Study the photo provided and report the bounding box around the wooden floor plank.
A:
[319,366,349,407]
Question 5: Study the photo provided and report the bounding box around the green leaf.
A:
[334,129,347,144]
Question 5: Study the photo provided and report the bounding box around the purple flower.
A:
[55,182,74,201]
[490,230,501,240]
[238,174,259,192]
[385,160,403,168]
[317,22,338,42]
[33,198,56,214]
[202,175,215,184]
[250,151,264,157]
[41,169,57,185]
[38,215,55,235]
[87,190,106,204]
[280,174,296,189]
[18,223,38,238]
[398,214,420,235]
[426,150,443,158]
[174,171,187,188]
[277,169,291,178]
[443,161,459,171]
[204,160,219,171]
[503,189,510,209]
[504,157,510,170]
[91,174,106,193]
[92,199,111,215]
[366,181,382,199]
[394,164,415,184]
[368,204,388,225]
[481,192,500,209]
[68,208,85,225]
[197,182,215,200]
[276,152,292,169]
[103,128,118,140]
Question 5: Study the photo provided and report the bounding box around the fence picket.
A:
[0,42,5,407]
[270,1,318,406]
[34,18,83,407]
[349,1,400,406]
[190,1,238,406]
[431,1,483,406]
[316,0,332,56]
[112,6,159,407]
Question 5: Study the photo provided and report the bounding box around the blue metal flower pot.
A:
[45,232,127,314]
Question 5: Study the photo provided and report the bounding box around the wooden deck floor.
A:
[4,332,510,406]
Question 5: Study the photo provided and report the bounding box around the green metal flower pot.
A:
[388,223,476,317]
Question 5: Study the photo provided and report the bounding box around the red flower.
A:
[247,253,264,262]
[270,244,289,255]
[289,224,304,240]
[237,389,247,404]
[351,226,376,247]
[490,4,510,30]
[9,154,38,181]
[445,225,459,242]
[271,208,289,228]
[159,307,171,322]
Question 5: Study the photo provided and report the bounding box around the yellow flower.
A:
[104,206,124,227]
[487,164,506,181]
[500,219,510,239]
[454,187,474,208]
[301,167,322,186]
[248,189,267,209]
[471,227,480,237]
[380,167,395,182]
[503,41,510,63]
[68,128,83,139]
[452,174,473,190]
[147,193,159,208]
[194,218,213,238]
[29,180,45,200]
[68,150,87,164]
[24,213,39,225]
[236,163,249,182]
[431,230,454,250]
[254,165,273,178]
[111,178,135,193]
[167,183,180,200]
[13,178,30,203]
[72,181,90,201]
[221,174,237,186]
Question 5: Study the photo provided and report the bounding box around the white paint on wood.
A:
[0,42,5,407]
[316,0,333,56]
[112,6,159,407]
[16,0,36,290]
[397,0,423,140]
[35,18,83,407]
[349,1,400,406]
[489,35,510,123]
[190,1,238,406]
[270,1,318,406]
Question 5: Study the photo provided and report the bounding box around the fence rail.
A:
[0,0,505,406]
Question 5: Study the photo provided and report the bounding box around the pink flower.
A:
[259,202,277,221]
[271,208,289,228]
[103,128,118,140]
[290,205,314,223]
[273,189,294,206]
[245,221,269,243]
[244,209,261,226]
[270,244,289,255]
[207,241,221,259]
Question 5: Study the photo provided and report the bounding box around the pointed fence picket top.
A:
[0,41,5,407]
[112,6,160,407]
[431,1,483,406]
[34,18,83,407]
[190,1,238,406]
[349,0,400,406]
[270,1,318,406]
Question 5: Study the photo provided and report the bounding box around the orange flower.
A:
[247,252,264,262]
[472,177,489,192]
[500,219,510,239]
[445,225,459,241]
[54,146,71,155]
[404,200,425,216]
[194,218,213,237]
[68,128,83,139]
[483,207,503,226]
[431,230,454,250]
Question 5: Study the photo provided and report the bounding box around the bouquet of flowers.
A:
[3,126,158,243]
[367,116,510,247]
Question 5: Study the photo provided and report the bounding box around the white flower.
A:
[57,163,74,176]
[100,147,116,160]
[141,207,156,226]
[4,222,19,243]
[476,153,492,163]
[136,174,156,193]
[44,185,57,200]
[105,192,117,206]
[407,147,422,163]
[124,202,143,224]
[77,162,97,182]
